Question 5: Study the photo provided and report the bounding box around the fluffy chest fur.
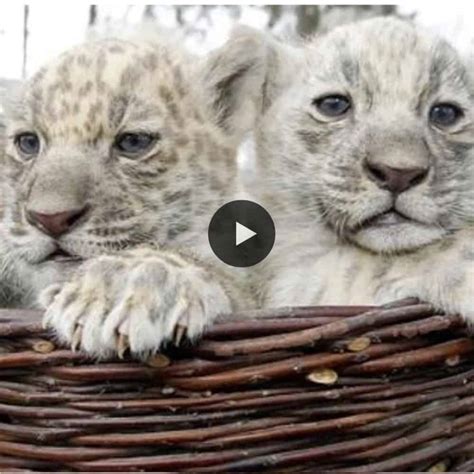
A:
[259,218,474,310]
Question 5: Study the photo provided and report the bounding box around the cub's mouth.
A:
[347,207,446,253]
[359,209,413,230]
[43,247,83,263]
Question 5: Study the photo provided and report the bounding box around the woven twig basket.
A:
[0,298,473,472]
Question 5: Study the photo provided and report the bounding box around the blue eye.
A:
[114,132,158,157]
[314,95,351,117]
[15,132,40,158]
[429,103,463,128]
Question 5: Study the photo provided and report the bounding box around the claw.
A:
[173,324,187,346]
[71,325,83,352]
[38,283,63,309]
[117,333,129,359]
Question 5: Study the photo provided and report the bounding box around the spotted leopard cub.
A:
[0,30,265,357]
[252,17,474,320]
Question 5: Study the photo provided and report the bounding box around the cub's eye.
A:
[429,103,463,128]
[313,94,351,118]
[114,132,157,157]
[15,132,40,157]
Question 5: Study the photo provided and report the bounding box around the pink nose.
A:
[364,161,429,194]
[26,207,88,237]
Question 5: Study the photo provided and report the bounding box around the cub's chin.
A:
[348,212,447,254]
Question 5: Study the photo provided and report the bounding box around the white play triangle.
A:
[235,221,257,246]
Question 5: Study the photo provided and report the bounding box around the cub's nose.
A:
[26,207,88,238]
[364,161,429,194]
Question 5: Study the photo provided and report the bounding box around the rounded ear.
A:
[1,80,26,121]
[262,36,305,113]
[199,26,267,142]
[465,51,474,88]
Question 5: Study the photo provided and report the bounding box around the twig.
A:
[189,413,388,449]
[347,412,474,461]
[196,430,407,472]
[71,439,313,471]
[71,416,298,447]
[0,350,87,369]
[351,433,474,472]
[166,340,426,390]
[344,338,474,374]
[197,304,434,356]
[364,313,463,341]
[0,439,142,462]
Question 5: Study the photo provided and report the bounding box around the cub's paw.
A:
[449,264,474,328]
[41,250,232,358]
[418,262,474,327]
[391,261,474,328]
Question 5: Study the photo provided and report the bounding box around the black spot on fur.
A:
[340,54,360,87]
[108,95,129,129]
[298,129,322,154]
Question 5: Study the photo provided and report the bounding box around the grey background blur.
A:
[0,3,472,85]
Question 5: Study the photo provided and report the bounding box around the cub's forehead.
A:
[306,18,469,100]
[28,39,169,101]
[18,38,188,139]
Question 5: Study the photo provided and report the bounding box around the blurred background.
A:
[0,3,473,86]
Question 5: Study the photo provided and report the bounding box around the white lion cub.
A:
[252,17,474,321]
[0,29,265,357]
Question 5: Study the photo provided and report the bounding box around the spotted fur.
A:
[251,18,474,322]
[0,29,265,357]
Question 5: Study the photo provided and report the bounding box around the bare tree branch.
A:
[88,5,98,27]
[143,5,155,20]
[22,5,29,79]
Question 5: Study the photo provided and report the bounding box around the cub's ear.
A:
[200,26,266,141]
[465,52,474,89]
[262,36,304,113]
[1,80,26,121]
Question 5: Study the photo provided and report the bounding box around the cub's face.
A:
[257,18,474,253]
[1,33,264,273]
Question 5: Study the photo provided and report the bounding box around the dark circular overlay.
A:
[208,200,275,268]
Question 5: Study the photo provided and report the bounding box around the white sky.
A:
[0,3,472,79]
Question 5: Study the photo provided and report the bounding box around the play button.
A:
[208,200,275,267]
[236,222,256,246]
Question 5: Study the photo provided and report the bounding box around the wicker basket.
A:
[0,298,473,472]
